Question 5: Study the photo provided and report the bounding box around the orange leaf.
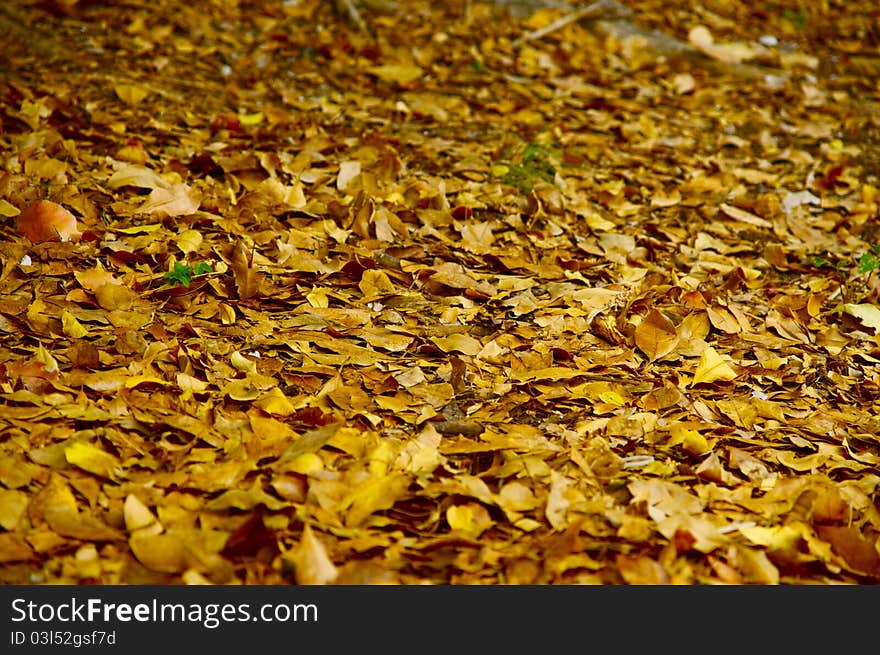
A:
[15,200,81,243]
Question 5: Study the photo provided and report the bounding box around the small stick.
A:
[510,0,626,48]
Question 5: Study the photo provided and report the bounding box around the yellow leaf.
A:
[688,25,714,49]
[597,390,627,406]
[446,503,493,537]
[635,309,679,361]
[306,286,331,308]
[524,7,563,29]
[0,533,35,563]
[676,311,710,357]
[682,430,710,456]
[256,177,306,209]
[670,73,695,96]
[253,387,297,416]
[545,470,572,531]
[0,490,28,531]
[288,524,338,585]
[431,333,483,356]
[230,351,257,373]
[286,453,324,475]
[0,198,20,217]
[395,427,442,475]
[64,441,121,479]
[738,525,801,551]
[39,475,121,541]
[238,111,264,126]
[729,545,779,584]
[61,310,89,338]
[140,183,201,216]
[94,283,138,311]
[691,346,737,385]
[225,378,261,401]
[336,160,361,192]
[123,494,160,533]
[114,83,150,106]
[343,473,410,526]
[176,372,208,393]
[367,64,423,84]
[124,374,169,389]
[129,532,189,573]
[497,481,540,516]
[113,223,162,234]
[368,440,395,477]
[174,228,203,254]
[359,269,396,298]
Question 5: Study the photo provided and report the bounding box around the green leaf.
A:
[163,261,212,287]
[857,252,879,275]
[164,261,193,287]
[500,142,558,192]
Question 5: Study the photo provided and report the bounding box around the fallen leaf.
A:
[114,83,150,105]
[446,503,493,537]
[367,63,423,84]
[15,200,81,243]
[842,303,880,334]
[691,346,738,385]
[288,524,338,585]
[635,309,679,361]
[64,441,122,480]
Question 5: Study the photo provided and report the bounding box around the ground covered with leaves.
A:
[2,0,880,584]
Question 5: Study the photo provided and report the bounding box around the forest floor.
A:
[2,0,880,584]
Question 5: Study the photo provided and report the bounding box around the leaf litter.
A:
[1,0,880,584]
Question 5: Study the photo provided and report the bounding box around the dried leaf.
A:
[691,346,738,385]
[447,503,493,537]
[367,64,423,84]
[64,441,122,480]
[15,200,81,243]
[842,303,880,334]
[230,239,263,299]
[635,309,679,361]
[288,525,338,585]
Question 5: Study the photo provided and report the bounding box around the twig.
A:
[336,0,372,36]
[510,0,627,48]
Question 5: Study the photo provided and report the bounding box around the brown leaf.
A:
[230,239,263,299]
[816,526,880,576]
[221,513,278,559]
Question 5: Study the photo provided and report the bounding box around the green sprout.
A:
[783,8,807,30]
[856,244,880,275]
[811,244,880,303]
[164,261,213,287]
[498,142,558,192]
